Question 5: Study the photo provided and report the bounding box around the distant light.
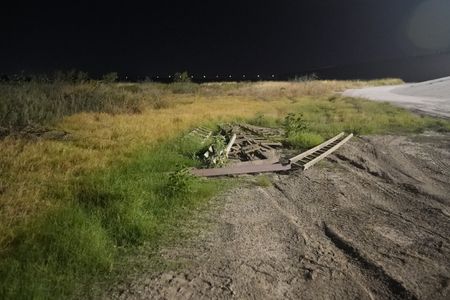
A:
[191,75,193,78]
[168,75,171,78]
[257,74,260,78]
[229,75,232,78]
[156,75,159,78]
[243,75,246,78]
[216,75,219,78]
[271,74,275,78]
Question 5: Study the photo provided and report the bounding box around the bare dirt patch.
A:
[108,133,450,299]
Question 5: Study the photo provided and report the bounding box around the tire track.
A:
[323,225,417,300]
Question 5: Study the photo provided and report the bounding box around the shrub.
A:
[0,82,146,127]
[289,73,319,82]
[173,71,191,83]
[283,113,308,136]
[102,72,118,83]
[166,167,197,197]
[45,70,90,83]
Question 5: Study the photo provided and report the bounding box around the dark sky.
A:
[1,0,450,80]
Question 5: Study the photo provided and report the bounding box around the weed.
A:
[166,166,197,197]
[176,135,204,159]
[248,113,279,128]
[287,132,325,149]
[283,113,308,136]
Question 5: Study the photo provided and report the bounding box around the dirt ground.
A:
[108,133,450,299]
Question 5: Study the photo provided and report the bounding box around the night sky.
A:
[1,0,450,81]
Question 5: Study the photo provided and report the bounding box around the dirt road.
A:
[343,77,450,118]
[110,133,450,299]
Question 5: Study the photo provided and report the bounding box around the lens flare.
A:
[407,0,450,50]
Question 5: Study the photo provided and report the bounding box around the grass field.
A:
[1,79,449,298]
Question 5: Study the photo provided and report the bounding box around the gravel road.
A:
[343,77,450,118]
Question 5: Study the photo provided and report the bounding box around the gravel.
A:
[343,77,450,118]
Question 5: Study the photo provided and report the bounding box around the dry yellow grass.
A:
[0,97,281,246]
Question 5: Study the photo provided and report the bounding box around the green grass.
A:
[284,96,450,139]
[0,136,223,299]
[287,132,325,149]
[247,113,280,128]
[254,175,272,187]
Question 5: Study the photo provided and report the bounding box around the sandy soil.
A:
[343,77,450,118]
[109,133,450,299]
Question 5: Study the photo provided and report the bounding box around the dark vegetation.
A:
[0,71,197,129]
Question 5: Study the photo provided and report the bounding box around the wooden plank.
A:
[302,133,353,170]
[204,131,212,142]
[290,132,345,163]
[198,126,211,132]
[227,156,280,167]
[225,134,237,158]
[191,163,291,177]
[261,142,283,147]
[257,148,277,160]
[239,124,260,135]
[242,144,262,153]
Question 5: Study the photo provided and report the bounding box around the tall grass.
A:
[0,79,403,128]
[0,82,165,128]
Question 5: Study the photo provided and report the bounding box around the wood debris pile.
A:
[189,123,353,177]
[219,123,284,164]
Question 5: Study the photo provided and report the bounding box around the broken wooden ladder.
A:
[290,132,353,170]
[188,126,212,144]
